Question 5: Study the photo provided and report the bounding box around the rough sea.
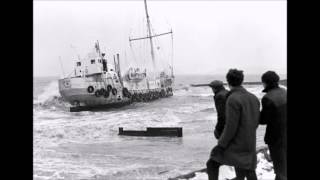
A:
[33,74,286,180]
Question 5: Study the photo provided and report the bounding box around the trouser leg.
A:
[206,159,221,180]
[269,145,287,180]
[245,169,258,180]
[235,168,257,180]
[234,168,245,180]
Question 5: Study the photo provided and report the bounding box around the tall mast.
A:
[171,28,174,77]
[95,40,101,57]
[129,0,173,76]
[143,0,156,70]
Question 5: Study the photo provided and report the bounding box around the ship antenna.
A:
[95,40,101,57]
[58,56,65,78]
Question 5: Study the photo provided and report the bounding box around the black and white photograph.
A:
[33,0,287,179]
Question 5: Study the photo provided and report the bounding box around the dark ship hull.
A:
[59,71,174,112]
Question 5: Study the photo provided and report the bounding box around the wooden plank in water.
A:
[118,127,183,137]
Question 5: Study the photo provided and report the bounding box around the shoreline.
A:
[168,146,272,180]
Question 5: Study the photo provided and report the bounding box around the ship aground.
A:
[59,42,174,112]
[59,0,174,112]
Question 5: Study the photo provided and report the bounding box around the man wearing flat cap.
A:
[209,80,229,140]
[191,80,229,138]
[260,71,287,180]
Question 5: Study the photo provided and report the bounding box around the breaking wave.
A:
[174,85,268,100]
[33,81,69,110]
[173,85,213,98]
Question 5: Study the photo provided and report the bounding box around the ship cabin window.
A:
[91,59,95,64]
[76,62,81,66]
[98,59,102,63]
[110,69,114,71]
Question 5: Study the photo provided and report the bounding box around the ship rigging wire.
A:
[127,1,174,77]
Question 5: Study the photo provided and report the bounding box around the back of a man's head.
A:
[226,69,244,87]
[261,71,280,87]
[210,80,224,89]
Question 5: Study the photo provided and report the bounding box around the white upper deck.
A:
[74,52,116,77]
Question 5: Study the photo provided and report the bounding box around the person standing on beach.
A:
[191,80,229,139]
[209,80,229,139]
[259,71,287,180]
[206,69,260,180]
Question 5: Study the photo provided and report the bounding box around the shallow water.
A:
[33,75,279,180]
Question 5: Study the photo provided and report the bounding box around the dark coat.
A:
[213,88,229,139]
[211,86,260,170]
[260,87,287,148]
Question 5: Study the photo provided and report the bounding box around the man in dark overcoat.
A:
[260,71,287,180]
[206,69,260,180]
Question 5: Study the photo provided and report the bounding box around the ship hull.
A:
[59,75,174,112]
[69,100,132,112]
[69,89,173,112]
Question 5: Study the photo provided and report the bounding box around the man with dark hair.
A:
[206,69,260,180]
[260,71,287,180]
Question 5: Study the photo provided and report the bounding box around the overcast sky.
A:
[34,0,286,77]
